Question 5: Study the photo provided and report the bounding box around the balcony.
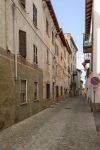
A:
[83,33,92,53]
[84,53,91,64]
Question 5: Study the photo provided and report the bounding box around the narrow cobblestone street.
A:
[0,97,100,150]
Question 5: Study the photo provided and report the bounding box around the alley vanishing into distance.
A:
[0,97,100,150]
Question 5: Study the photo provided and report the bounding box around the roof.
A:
[64,33,78,52]
[85,0,93,34]
[43,0,71,54]
[70,36,78,51]
[66,39,72,54]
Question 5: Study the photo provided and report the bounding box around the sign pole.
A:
[93,88,96,113]
[91,77,99,112]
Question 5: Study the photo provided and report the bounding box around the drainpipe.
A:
[5,0,7,49]
[12,1,18,80]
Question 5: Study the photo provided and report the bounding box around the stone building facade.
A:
[0,0,75,130]
[65,33,78,96]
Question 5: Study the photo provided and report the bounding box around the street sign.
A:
[91,77,99,86]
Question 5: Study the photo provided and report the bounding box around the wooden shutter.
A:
[34,45,38,64]
[36,47,38,64]
[33,3,37,27]
[34,45,36,63]
[20,0,25,8]
[46,19,49,34]
[19,30,26,58]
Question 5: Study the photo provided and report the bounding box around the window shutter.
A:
[46,19,49,34]
[33,45,38,64]
[34,45,36,63]
[33,3,37,27]
[36,47,38,64]
[19,30,26,58]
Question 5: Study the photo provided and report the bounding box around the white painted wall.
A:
[86,0,100,104]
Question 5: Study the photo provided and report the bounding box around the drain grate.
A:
[65,107,71,110]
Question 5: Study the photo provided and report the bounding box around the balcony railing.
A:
[84,53,91,63]
[83,33,92,53]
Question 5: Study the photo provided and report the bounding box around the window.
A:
[55,44,59,56]
[56,65,57,75]
[34,82,38,101]
[61,86,63,96]
[46,49,49,64]
[46,19,49,35]
[46,84,50,99]
[64,49,66,58]
[19,30,26,58]
[56,86,59,97]
[52,31,54,45]
[52,82,55,98]
[20,80,27,104]
[33,3,37,27]
[20,0,25,8]
[33,45,38,64]
[61,53,63,61]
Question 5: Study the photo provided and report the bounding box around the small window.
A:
[64,49,66,58]
[46,84,50,99]
[20,80,27,104]
[61,53,63,61]
[33,45,38,64]
[46,49,49,64]
[52,31,54,44]
[19,30,26,58]
[20,0,25,8]
[34,82,38,101]
[46,19,49,35]
[61,86,63,96]
[55,44,59,56]
[33,3,37,27]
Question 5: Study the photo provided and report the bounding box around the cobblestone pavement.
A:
[0,97,100,150]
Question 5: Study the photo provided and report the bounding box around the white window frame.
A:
[20,79,27,105]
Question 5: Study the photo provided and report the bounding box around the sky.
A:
[51,0,85,82]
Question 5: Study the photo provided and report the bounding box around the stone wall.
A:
[0,48,43,129]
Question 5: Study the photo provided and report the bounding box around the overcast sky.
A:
[51,0,85,82]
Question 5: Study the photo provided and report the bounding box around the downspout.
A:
[12,1,18,80]
[5,0,7,49]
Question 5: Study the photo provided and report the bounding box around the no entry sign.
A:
[91,77,99,86]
